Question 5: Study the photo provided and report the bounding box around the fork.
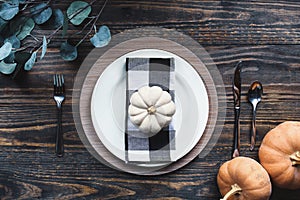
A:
[53,74,65,157]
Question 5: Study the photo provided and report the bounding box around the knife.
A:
[232,61,242,158]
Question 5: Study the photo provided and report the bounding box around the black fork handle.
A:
[56,107,64,157]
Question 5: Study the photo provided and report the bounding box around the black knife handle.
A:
[233,108,240,158]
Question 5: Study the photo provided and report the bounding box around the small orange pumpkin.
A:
[259,121,300,189]
[217,156,272,200]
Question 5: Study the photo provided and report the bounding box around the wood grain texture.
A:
[0,0,300,199]
[43,0,300,46]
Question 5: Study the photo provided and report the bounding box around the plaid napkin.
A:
[125,58,176,163]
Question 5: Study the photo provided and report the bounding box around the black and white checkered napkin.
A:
[125,58,176,163]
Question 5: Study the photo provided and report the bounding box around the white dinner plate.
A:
[91,49,209,166]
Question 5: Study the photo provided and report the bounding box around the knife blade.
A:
[232,61,242,158]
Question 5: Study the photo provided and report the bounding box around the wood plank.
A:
[24,0,300,47]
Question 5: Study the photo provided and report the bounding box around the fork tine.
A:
[61,75,65,93]
[53,74,57,86]
[58,74,61,87]
[53,74,58,94]
[53,74,65,94]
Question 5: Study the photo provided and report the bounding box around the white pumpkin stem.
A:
[220,184,242,200]
[147,106,156,114]
[290,151,300,166]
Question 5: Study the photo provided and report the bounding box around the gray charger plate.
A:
[72,28,225,175]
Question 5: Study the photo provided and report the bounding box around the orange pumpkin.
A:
[259,121,300,189]
[217,156,272,200]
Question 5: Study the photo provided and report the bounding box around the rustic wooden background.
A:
[1,0,300,199]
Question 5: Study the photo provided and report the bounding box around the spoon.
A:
[248,81,263,151]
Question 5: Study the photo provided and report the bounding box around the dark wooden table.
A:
[1,1,300,199]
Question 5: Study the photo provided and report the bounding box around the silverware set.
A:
[53,74,65,157]
[51,64,262,158]
[232,61,263,158]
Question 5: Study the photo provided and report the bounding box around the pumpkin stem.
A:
[147,106,156,114]
[290,151,300,166]
[220,184,242,200]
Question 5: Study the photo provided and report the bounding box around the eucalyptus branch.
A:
[20,4,29,11]
[0,0,111,75]
[19,0,49,4]
[20,0,52,16]
[29,34,39,42]
[29,0,98,52]
[76,0,108,47]
[70,16,95,37]
[16,0,108,53]
[14,43,37,52]
[47,26,61,40]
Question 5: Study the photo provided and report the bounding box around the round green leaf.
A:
[4,35,20,49]
[0,42,12,60]
[24,51,37,71]
[30,3,46,15]
[90,25,111,48]
[52,9,64,28]
[0,2,19,21]
[40,36,47,60]
[60,42,77,61]
[0,60,16,75]
[31,3,52,25]
[67,1,91,26]
[16,18,35,40]
[35,7,52,25]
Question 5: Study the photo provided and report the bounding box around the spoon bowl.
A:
[248,81,263,151]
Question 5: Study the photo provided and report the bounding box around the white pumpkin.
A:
[128,86,176,135]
